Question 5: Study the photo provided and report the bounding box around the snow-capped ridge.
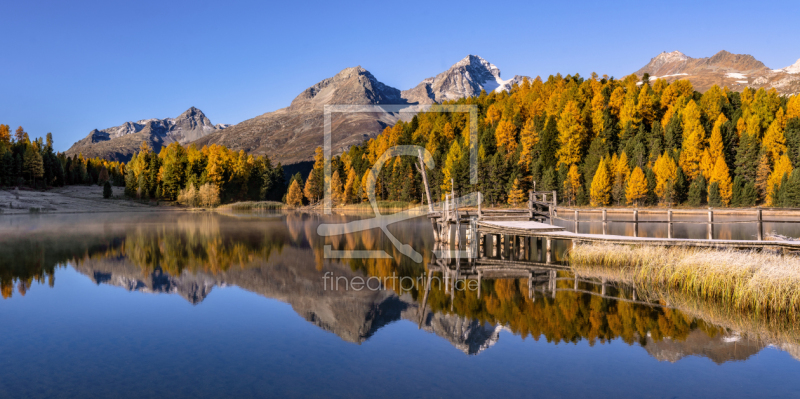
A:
[775,58,800,74]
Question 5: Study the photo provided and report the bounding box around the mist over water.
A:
[1,211,799,398]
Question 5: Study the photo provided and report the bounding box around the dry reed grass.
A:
[570,243,800,320]
[217,201,285,211]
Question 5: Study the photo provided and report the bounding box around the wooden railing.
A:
[551,208,782,240]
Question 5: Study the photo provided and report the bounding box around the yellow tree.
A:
[766,154,793,206]
[611,152,631,205]
[636,84,655,126]
[330,170,345,206]
[556,101,585,167]
[609,87,625,117]
[204,145,229,189]
[286,180,304,206]
[618,92,640,129]
[495,119,517,154]
[653,152,678,204]
[507,178,526,206]
[625,167,648,206]
[590,93,606,137]
[762,108,787,161]
[709,156,732,206]
[788,95,800,120]
[343,167,357,204]
[0,124,10,144]
[441,140,464,197]
[699,85,727,122]
[563,164,581,206]
[708,114,727,162]
[699,148,715,180]
[518,118,539,174]
[590,157,611,206]
[486,105,502,126]
[679,100,706,180]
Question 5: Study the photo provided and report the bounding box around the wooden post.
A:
[574,209,579,233]
[546,238,552,264]
[601,278,607,296]
[417,148,434,214]
[550,270,557,299]
[528,190,534,219]
[667,209,673,239]
[707,208,714,240]
[528,272,533,299]
[574,274,578,290]
[552,190,557,208]
[418,269,433,328]
[757,208,763,241]
[477,192,482,219]
[602,209,607,235]
[633,209,639,238]
[477,271,482,299]
[536,237,542,262]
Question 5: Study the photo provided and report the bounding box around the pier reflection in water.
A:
[1,211,800,398]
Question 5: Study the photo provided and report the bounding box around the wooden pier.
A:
[428,189,800,252]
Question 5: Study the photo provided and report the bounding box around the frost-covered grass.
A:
[217,201,285,211]
[570,243,800,318]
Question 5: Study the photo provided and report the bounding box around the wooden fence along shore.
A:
[428,188,800,252]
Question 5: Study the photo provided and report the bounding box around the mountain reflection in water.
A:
[1,211,798,362]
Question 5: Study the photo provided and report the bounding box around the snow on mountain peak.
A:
[777,58,800,74]
[657,51,689,62]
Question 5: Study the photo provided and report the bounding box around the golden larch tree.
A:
[563,164,581,206]
[636,84,655,126]
[507,178,526,206]
[699,148,715,180]
[755,154,772,202]
[708,114,727,163]
[518,118,539,173]
[762,108,787,161]
[343,167,357,204]
[766,154,793,206]
[653,152,678,204]
[590,93,606,137]
[0,124,10,144]
[625,167,648,206]
[709,156,732,206]
[679,101,706,180]
[787,95,800,120]
[287,180,304,207]
[331,170,345,206]
[590,157,611,206]
[495,119,517,155]
[556,101,585,167]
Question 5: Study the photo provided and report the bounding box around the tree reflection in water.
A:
[0,211,798,362]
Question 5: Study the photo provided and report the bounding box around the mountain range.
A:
[65,107,229,161]
[635,50,800,94]
[67,51,800,164]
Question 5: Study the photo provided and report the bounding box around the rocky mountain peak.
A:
[401,54,524,104]
[705,50,767,72]
[290,65,403,109]
[65,106,224,162]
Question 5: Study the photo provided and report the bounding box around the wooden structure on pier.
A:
[428,189,800,251]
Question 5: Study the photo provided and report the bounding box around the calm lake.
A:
[1,211,799,398]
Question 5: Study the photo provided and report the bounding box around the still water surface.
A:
[1,211,799,398]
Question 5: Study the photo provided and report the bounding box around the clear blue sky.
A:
[2,0,799,152]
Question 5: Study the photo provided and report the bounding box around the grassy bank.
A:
[216,201,285,211]
[570,243,800,319]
